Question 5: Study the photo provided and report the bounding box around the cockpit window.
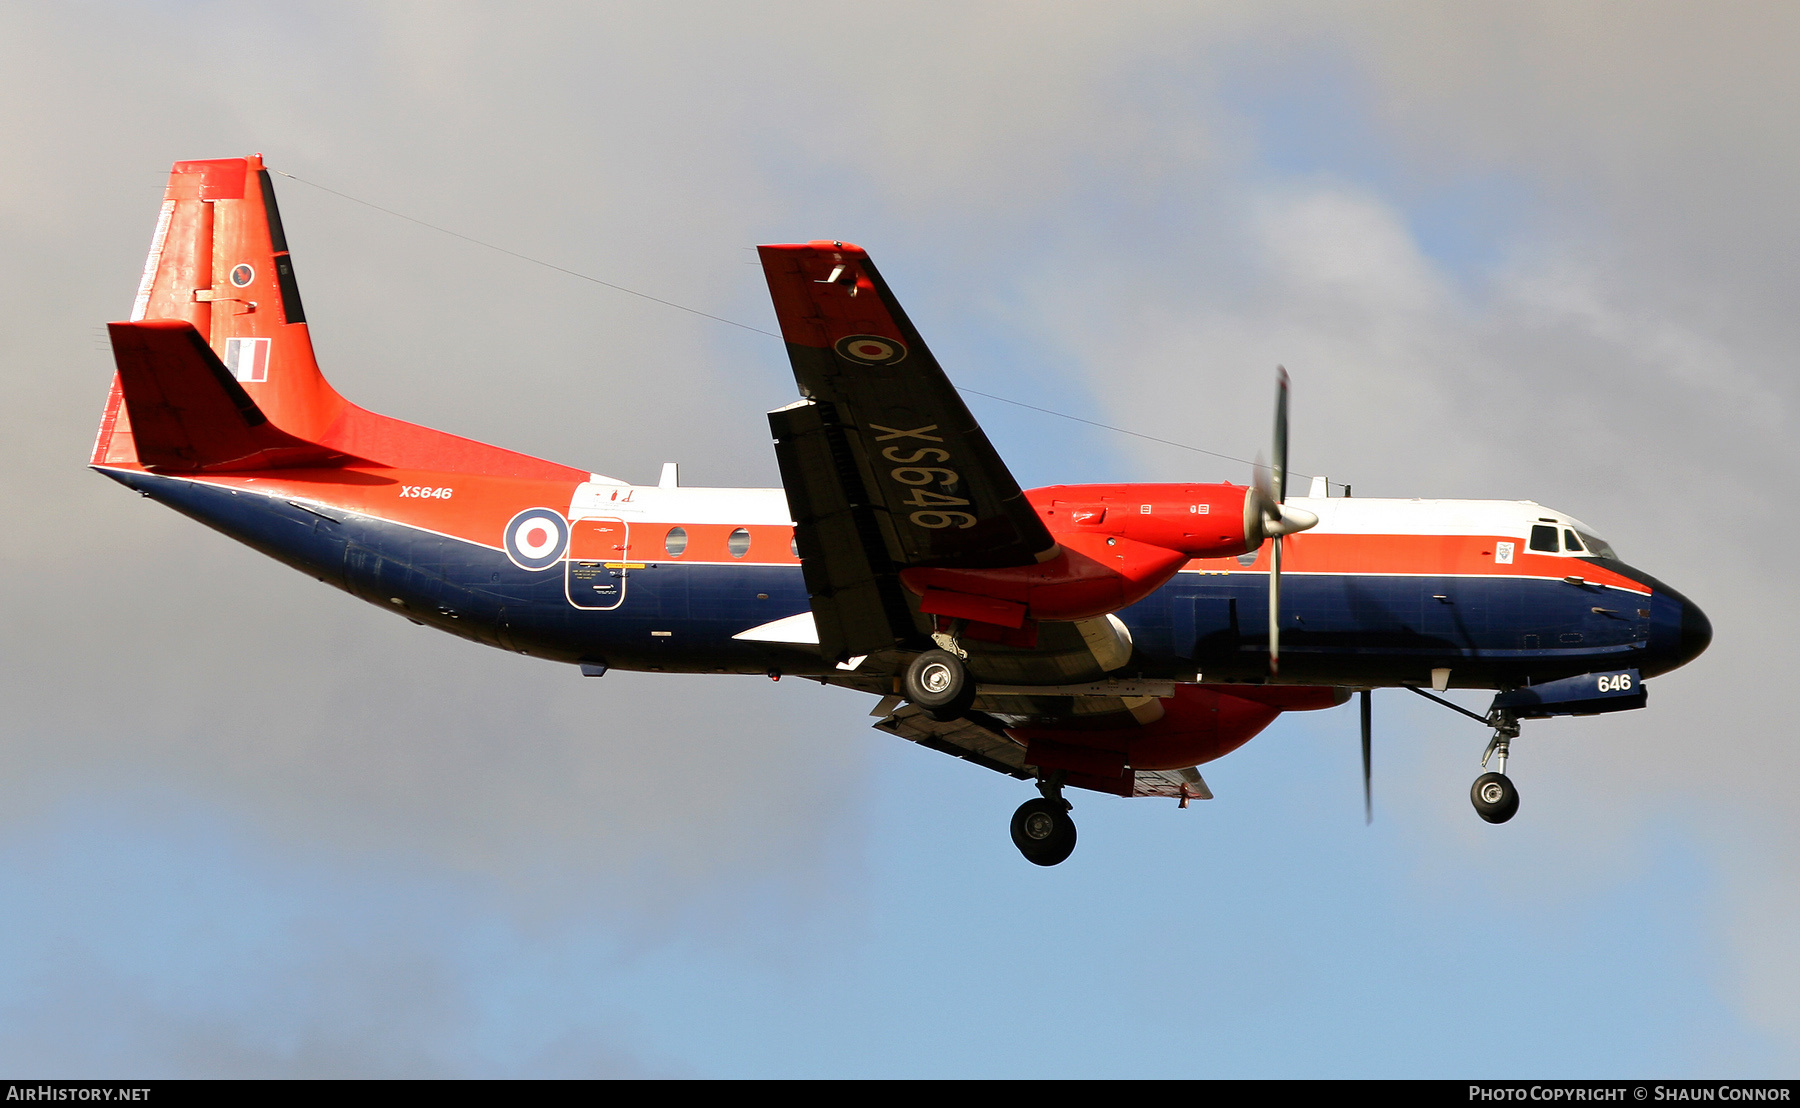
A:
[1563,529,1583,552]
[1529,525,1558,553]
[1577,531,1617,559]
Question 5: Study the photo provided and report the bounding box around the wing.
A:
[761,241,1056,662]
[871,698,1217,800]
[854,681,1345,801]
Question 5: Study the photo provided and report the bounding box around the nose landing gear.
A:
[1471,710,1521,824]
[1406,686,1526,826]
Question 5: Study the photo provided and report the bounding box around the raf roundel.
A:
[503,508,570,571]
[834,334,907,366]
[229,263,255,288]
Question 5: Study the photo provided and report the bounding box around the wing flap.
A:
[770,398,922,661]
[872,704,1033,779]
[1131,767,1215,800]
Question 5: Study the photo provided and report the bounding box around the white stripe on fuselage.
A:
[1281,497,1607,545]
[564,485,1609,551]
[567,482,794,524]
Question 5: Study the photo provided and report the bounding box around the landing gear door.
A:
[566,517,628,611]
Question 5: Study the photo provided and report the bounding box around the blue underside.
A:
[106,469,1702,690]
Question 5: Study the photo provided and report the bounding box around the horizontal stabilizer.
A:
[107,319,358,472]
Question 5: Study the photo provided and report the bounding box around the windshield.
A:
[1576,531,1618,559]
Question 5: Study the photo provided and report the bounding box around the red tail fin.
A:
[95,156,589,482]
[126,154,346,441]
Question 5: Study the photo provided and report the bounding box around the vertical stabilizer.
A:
[95,155,591,483]
[124,154,346,443]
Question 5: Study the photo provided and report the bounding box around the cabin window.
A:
[1563,529,1584,553]
[790,535,799,558]
[664,527,688,557]
[728,528,751,558]
[1529,525,1558,552]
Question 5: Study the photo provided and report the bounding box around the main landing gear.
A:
[899,645,1078,865]
[1011,772,1077,866]
[904,648,975,722]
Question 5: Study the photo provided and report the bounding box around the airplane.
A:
[92,155,1712,866]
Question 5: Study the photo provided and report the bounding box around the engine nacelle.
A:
[1029,483,1259,558]
[898,483,1262,626]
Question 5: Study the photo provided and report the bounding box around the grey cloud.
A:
[2,0,1797,1071]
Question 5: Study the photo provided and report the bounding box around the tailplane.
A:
[106,319,359,472]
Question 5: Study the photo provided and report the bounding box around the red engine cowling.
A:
[1030,483,1258,558]
[1009,684,1349,795]
[899,483,1257,625]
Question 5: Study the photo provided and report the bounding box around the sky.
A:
[1,0,1796,1077]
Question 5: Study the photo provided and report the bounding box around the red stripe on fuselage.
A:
[105,465,806,565]
[103,465,1643,588]
[1190,532,1650,593]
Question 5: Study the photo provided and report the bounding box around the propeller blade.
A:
[1273,365,1290,505]
[1360,688,1372,824]
[1269,534,1281,674]
[1264,366,1293,675]
[1252,451,1275,513]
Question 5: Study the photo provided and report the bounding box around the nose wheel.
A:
[1471,772,1519,823]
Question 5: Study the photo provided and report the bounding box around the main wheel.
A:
[1010,798,1077,866]
[1470,771,1520,824]
[904,649,975,721]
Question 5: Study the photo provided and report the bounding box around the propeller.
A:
[1249,367,1319,674]
[1360,688,1373,824]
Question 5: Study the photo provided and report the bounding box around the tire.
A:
[1470,771,1520,824]
[1010,798,1077,866]
[904,649,975,721]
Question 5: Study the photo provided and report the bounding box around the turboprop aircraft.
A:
[93,155,1712,865]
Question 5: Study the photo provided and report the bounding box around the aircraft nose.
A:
[1648,587,1711,674]
[1677,593,1713,667]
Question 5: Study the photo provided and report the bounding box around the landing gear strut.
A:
[1471,709,1520,824]
[1405,687,1524,826]
[1011,771,1077,866]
